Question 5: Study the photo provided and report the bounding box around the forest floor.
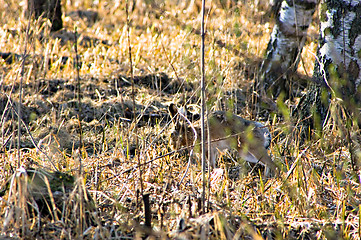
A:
[0,0,360,239]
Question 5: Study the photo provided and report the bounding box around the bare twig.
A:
[18,10,32,168]
[200,0,206,214]
[74,27,83,176]
[126,0,144,197]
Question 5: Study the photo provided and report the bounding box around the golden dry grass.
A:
[0,0,360,239]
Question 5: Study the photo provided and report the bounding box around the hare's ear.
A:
[169,103,178,120]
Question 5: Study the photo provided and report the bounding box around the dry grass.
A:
[0,0,360,239]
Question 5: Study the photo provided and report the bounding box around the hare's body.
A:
[169,104,277,174]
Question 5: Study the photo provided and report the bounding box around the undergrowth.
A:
[0,0,359,239]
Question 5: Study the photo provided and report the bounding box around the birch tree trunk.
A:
[315,0,361,111]
[294,0,361,169]
[257,0,318,98]
[297,0,361,126]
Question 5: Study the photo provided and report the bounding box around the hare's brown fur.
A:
[169,104,277,174]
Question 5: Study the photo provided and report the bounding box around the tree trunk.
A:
[297,0,361,127]
[257,0,318,98]
[315,0,361,113]
[294,0,361,170]
[27,0,63,32]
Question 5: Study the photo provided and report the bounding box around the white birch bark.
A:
[313,0,361,173]
[294,0,361,168]
[258,0,318,97]
[314,0,361,105]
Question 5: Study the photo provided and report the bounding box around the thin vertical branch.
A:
[18,60,24,168]
[206,117,211,212]
[73,28,85,235]
[126,4,136,119]
[18,10,32,168]
[126,0,143,196]
[74,26,83,174]
[200,0,206,214]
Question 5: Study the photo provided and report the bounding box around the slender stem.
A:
[200,0,206,214]
[18,57,25,168]
[18,10,31,168]
[74,26,83,174]
[126,0,143,196]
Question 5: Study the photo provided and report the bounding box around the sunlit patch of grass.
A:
[1,0,359,239]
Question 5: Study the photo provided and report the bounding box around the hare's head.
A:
[168,104,197,150]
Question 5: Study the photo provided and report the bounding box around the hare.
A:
[168,104,277,175]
